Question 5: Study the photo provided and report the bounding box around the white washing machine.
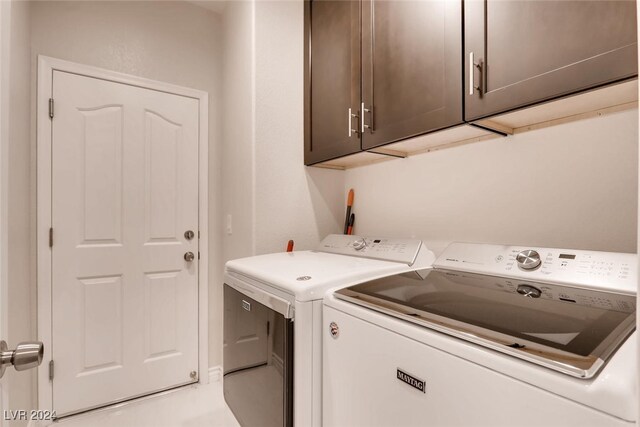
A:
[323,243,637,426]
[222,234,436,427]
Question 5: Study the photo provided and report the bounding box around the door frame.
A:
[36,55,209,412]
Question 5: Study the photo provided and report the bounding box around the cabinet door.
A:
[305,0,361,165]
[465,0,638,121]
[360,0,462,150]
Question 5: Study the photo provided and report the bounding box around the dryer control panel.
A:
[435,243,637,294]
[317,234,423,266]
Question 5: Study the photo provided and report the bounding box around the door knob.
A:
[0,340,44,379]
[184,252,195,262]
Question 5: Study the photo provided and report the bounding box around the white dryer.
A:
[222,234,436,427]
[323,243,637,426]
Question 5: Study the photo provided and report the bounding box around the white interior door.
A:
[51,70,200,416]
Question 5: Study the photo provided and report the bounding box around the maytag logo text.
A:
[397,368,426,393]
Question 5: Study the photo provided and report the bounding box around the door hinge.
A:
[49,360,54,381]
[49,228,53,248]
[48,98,54,119]
[267,321,270,336]
[198,252,200,260]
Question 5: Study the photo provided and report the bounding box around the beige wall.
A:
[0,0,8,418]
[222,0,255,264]
[220,0,255,367]
[253,0,343,255]
[344,108,638,254]
[218,0,344,366]
[6,0,34,421]
[4,0,223,412]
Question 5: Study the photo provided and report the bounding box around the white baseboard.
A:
[272,353,284,375]
[208,365,222,382]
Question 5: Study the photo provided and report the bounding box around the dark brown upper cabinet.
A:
[465,0,638,122]
[305,0,464,164]
[305,0,362,165]
[360,0,463,150]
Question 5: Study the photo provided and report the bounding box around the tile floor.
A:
[38,381,240,427]
[224,365,282,427]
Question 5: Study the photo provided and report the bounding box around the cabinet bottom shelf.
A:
[309,79,638,171]
[311,124,501,170]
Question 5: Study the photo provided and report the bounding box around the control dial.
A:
[516,249,541,270]
[517,284,542,298]
[352,238,367,251]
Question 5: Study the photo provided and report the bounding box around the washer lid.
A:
[335,268,636,378]
[225,250,422,302]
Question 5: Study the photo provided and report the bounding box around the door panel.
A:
[79,276,123,373]
[51,71,199,415]
[144,271,181,360]
[145,111,182,241]
[80,106,123,243]
[305,0,361,165]
[361,0,462,149]
[465,0,638,121]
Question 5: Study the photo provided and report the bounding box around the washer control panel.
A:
[435,243,637,294]
[441,270,635,312]
[317,234,422,265]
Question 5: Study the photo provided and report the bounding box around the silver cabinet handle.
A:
[0,340,44,379]
[469,52,475,95]
[348,108,359,138]
[361,102,373,133]
[469,52,483,97]
[184,252,195,262]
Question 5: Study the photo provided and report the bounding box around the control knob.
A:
[517,284,542,298]
[352,238,367,251]
[516,249,541,270]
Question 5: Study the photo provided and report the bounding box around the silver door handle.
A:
[0,340,44,379]
[184,251,195,262]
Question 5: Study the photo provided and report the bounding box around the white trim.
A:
[198,82,210,388]
[36,55,210,411]
[208,365,222,383]
[272,353,284,376]
[28,383,197,427]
